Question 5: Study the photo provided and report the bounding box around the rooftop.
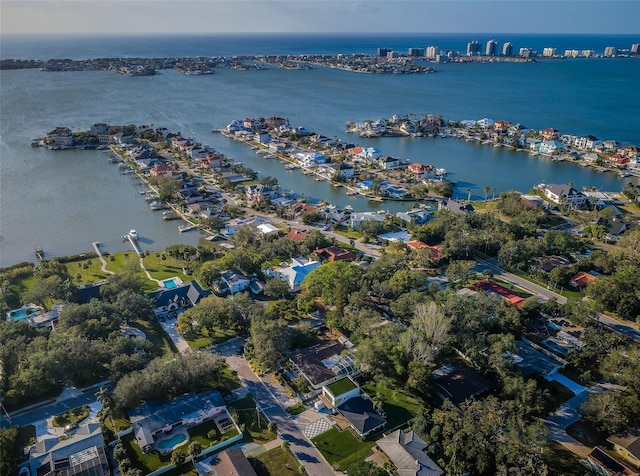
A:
[433,363,492,406]
[326,377,358,397]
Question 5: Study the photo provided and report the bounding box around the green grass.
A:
[65,259,111,285]
[132,314,177,357]
[51,405,90,428]
[185,327,237,350]
[311,427,375,471]
[228,395,277,444]
[332,225,363,239]
[187,419,239,448]
[142,254,192,281]
[251,446,305,476]
[491,277,534,298]
[361,383,422,430]
[285,403,306,415]
[326,378,357,397]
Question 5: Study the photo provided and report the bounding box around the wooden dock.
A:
[125,234,142,256]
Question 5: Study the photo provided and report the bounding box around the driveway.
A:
[212,338,337,476]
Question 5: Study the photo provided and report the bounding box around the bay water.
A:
[1,34,638,266]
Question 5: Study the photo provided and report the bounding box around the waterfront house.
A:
[268,141,287,152]
[476,118,495,129]
[619,145,639,159]
[21,423,109,476]
[378,155,401,170]
[396,209,432,225]
[574,135,601,150]
[605,154,630,167]
[525,137,542,151]
[245,184,278,203]
[582,152,600,163]
[289,339,358,390]
[539,140,564,155]
[225,119,243,133]
[400,120,419,134]
[149,280,210,317]
[329,162,355,179]
[377,429,444,476]
[201,153,222,169]
[188,146,209,160]
[294,151,327,167]
[91,123,109,135]
[596,217,627,242]
[542,184,588,208]
[219,270,251,295]
[255,132,271,144]
[46,126,73,147]
[599,140,620,152]
[408,162,432,177]
[508,123,529,137]
[356,147,382,162]
[541,128,561,140]
[349,211,387,230]
[493,120,512,133]
[150,164,177,177]
[177,188,205,203]
[270,257,320,291]
[129,389,229,453]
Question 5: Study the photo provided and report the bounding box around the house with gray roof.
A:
[219,269,251,295]
[336,395,386,439]
[543,184,588,208]
[149,280,210,317]
[377,429,444,476]
[21,423,109,476]
[129,389,227,453]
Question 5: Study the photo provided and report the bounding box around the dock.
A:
[123,233,142,256]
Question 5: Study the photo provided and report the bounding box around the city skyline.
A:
[1,0,639,36]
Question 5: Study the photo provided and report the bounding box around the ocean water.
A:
[1,34,638,266]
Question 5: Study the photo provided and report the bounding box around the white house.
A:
[257,223,279,235]
[357,147,382,161]
[272,257,320,291]
[295,151,327,168]
[219,270,251,294]
[349,211,387,230]
[543,184,588,208]
[539,140,564,155]
[378,155,401,170]
[321,377,361,408]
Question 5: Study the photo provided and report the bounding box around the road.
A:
[474,257,640,342]
[214,338,337,476]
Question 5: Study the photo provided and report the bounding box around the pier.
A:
[123,231,142,256]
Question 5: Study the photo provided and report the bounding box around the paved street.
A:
[475,257,640,342]
[214,338,337,476]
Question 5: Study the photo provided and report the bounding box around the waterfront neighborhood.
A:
[2,109,640,476]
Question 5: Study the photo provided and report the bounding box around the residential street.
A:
[474,257,640,342]
[213,338,337,476]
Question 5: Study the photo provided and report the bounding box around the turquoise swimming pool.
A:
[7,305,41,322]
[162,277,182,289]
[156,432,187,450]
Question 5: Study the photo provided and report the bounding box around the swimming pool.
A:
[162,277,183,289]
[6,305,42,322]
[156,432,187,451]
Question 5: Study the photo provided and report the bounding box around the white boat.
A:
[128,230,139,240]
[149,201,164,210]
[178,224,197,233]
[435,168,447,176]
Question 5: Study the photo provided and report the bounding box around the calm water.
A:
[1,34,638,266]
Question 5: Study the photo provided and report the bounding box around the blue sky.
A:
[2,0,639,35]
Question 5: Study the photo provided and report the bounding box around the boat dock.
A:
[123,232,142,256]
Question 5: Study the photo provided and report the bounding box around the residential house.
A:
[349,211,387,230]
[22,423,110,476]
[396,209,432,225]
[535,255,570,273]
[596,217,628,242]
[46,126,73,147]
[201,154,222,169]
[434,363,492,406]
[265,116,287,129]
[357,147,382,162]
[268,141,287,152]
[574,135,601,150]
[285,229,309,242]
[608,430,640,469]
[475,118,495,129]
[599,140,620,152]
[329,162,355,179]
[569,271,599,289]
[407,240,444,263]
[508,123,529,137]
[271,257,320,291]
[377,429,444,476]
[219,270,251,295]
[255,132,271,144]
[493,120,511,133]
[582,152,600,162]
[150,164,177,177]
[605,154,630,167]
[91,123,109,135]
[407,163,432,177]
[209,448,258,476]
[177,188,205,204]
[525,137,542,151]
[245,184,278,203]
[295,151,327,168]
[469,279,525,307]
[314,246,357,262]
[149,280,210,317]
[585,446,640,476]
[439,199,474,213]
[289,339,358,390]
[320,377,362,408]
[378,155,401,170]
[619,145,639,160]
[539,140,564,155]
[257,223,279,235]
[543,184,588,208]
[129,389,229,453]
[225,120,244,133]
[540,128,561,140]
[336,396,386,439]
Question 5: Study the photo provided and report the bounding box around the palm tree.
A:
[484,186,490,201]
[491,187,497,200]
[466,187,472,202]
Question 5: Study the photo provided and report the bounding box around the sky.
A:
[1,0,639,35]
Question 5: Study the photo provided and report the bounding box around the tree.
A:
[302,261,363,307]
[484,186,490,201]
[187,441,202,469]
[263,278,291,300]
[401,302,450,366]
[580,390,640,435]
[346,461,387,476]
[0,427,19,476]
[170,449,186,467]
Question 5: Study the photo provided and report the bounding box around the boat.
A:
[128,230,139,240]
[284,164,299,170]
[178,224,197,233]
[368,196,383,202]
[149,201,164,210]
[435,168,447,176]
[162,211,179,220]
[619,172,631,178]
[346,190,358,195]
[145,194,159,201]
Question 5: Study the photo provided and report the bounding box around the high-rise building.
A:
[542,47,557,57]
[632,43,640,54]
[377,48,392,57]
[408,47,425,57]
[426,46,440,60]
[502,42,513,56]
[387,51,400,59]
[519,48,533,58]
[604,46,618,57]
[467,40,481,56]
[485,39,498,56]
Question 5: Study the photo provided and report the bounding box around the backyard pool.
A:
[162,277,183,289]
[6,304,42,322]
[156,432,187,452]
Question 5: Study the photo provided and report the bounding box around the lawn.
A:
[362,383,422,429]
[251,446,305,476]
[311,427,375,471]
[548,442,590,476]
[65,258,111,285]
[184,327,237,350]
[132,314,177,357]
[228,395,277,444]
[52,405,90,428]
[142,253,192,282]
